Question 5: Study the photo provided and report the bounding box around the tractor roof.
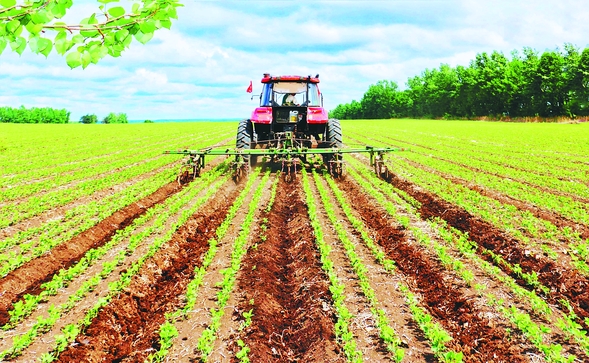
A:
[261,74,320,84]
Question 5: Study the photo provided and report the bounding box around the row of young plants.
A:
[0,166,232,360]
[0,134,208,202]
[387,155,589,274]
[194,169,269,361]
[2,163,230,331]
[0,163,179,261]
[322,167,463,362]
[35,170,233,362]
[0,123,235,178]
[0,166,181,277]
[347,130,588,236]
[343,121,589,183]
[347,156,588,361]
[345,133,589,275]
[311,170,405,361]
[301,169,363,362]
[0,131,208,199]
[355,128,589,191]
[418,143,589,199]
[436,221,589,359]
[232,173,280,363]
[0,128,233,230]
[0,156,178,229]
[144,168,266,362]
[401,149,589,225]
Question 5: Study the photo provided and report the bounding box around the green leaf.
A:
[98,0,120,4]
[108,6,126,18]
[66,50,82,68]
[51,2,67,18]
[81,51,91,68]
[0,0,16,8]
[167,5,178,19]
[38,37,52,57]
[88,13,98,25]
[134,31,153,45]
[10,36,26,55]
[28,35,40,53]
[6,19,20,34]
[72,34,84,44]
[0,37,7,55]
[114,28,129,42]
[25,22,44,36]
[54,31,70,54]
[139,20,156,34]
[157,19,172,29]
[89,44,107,63]
[31,9,52,24]
[131,2,139,13]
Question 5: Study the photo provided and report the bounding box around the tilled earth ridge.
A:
[234,178,345,363]
[338,177,531,363]
[56,180,242,362]
[383,172,589,329]
[0,179,183,326]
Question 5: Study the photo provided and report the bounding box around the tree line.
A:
[80,113,128,124]
[0,106,130,124]
[330,44,589,121]
[0,106,70,123]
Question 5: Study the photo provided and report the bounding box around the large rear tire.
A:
[236,119,254,165]
[323,118,343,177]
[325,118,342,147]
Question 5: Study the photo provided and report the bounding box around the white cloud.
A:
[1,0,589,121]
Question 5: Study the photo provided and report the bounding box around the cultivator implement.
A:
[165,144,404,184]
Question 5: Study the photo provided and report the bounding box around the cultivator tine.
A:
[372,152,390,181]
[282,158,298,183]
[328,159,344,179]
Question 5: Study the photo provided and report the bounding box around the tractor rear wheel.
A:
[236,119,254,166]
[323,118,343,177]
[326,118,342,147]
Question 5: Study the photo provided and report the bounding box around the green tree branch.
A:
[0,0,182,68]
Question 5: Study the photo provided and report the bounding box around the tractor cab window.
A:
[260,81,322,107]
[307,83,321,106]
[272,82,308,106]
[260,83,272,106]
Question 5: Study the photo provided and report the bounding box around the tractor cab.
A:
[251,74,329,144]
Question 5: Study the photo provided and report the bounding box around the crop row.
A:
[0,163,231,360]
[346,157,584,361]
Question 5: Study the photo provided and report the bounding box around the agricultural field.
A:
[0,119,588,363]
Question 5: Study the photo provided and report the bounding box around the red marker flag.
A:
[246,81,253,93]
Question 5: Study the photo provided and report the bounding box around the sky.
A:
[1,0,589,122]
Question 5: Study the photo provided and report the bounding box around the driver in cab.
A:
[282,93,298,106]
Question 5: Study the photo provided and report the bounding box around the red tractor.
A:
[165,74,403,183]
[237,73,343,176]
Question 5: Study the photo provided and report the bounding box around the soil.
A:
[0,179,182,326]
[56,177,242,362]
[233,178,344,363]
[337,177,530,363]
[382,171,589,329]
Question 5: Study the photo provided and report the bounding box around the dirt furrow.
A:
[161,172,268,362]
[0,178,185,326]
[234,178,344,363]
[399,156,589,239]
[0,158,181,242]
[56,177,242,362]
[311,173,434,362]
[338,178,530,363]
[383,171,589,328]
